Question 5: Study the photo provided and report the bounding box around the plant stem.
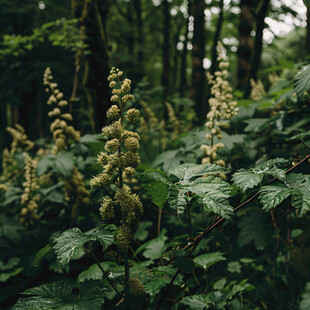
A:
[186,193,192,239]
[157,208,162,236]
[87,244,120,296]
[124,249,129,297]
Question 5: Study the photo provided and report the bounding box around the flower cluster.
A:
[165,102,181,141]
[43,67,80,155]
[20,153,40,226]
[91,67,143,250]
[201,42,239,166]
[43,67,89,218]
[250,78,266,101]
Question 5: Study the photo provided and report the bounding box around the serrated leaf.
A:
[294,64,310,98]
[168,186,187,216]
[233,158,288,192]
[292,178,310,216]
[259,185,292,210]
[201,190,234,219]
[144,180,168,209]
[238,209,274,250]
[180,294,216,310]
[37,152,75,178]
[12,280,105,310]
[144,169,171,185]
[300,282,310,310]
[194,252,226,270]
[52,226,115,266]
[168,163,229,182]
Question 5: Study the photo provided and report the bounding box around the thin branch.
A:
[156,154,310,309]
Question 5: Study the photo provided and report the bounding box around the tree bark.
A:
[210,0,224,76]
[161,0,171,99]
[73,0,111,131]
[306,5,310,53]
[236,0,254,90]
[179,1,191,97]
[245,0,270,97]
[190,0,206,122]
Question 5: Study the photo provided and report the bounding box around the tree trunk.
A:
[236,0,254,90]
[245,0,270,97]
[306,5,310,53]
[179,1,191,97]
[210,0,224,76]
[161,0,170,99]
[73,0,111,131]
[133,0,144,65]
[190,0,206,122]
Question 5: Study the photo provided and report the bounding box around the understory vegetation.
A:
[1,0,310,309]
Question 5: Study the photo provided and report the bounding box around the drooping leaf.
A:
[232,169,261,192]
[292,178,310,216]
[0,267,23,282]
[287,130,310,141]
[32,244,52,267]
[12,280,106,310]
[52,225,116,266]
[194,252,226,270]
[167,185,187,216]
[143,179,169,209]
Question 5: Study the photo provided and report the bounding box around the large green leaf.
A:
[238,209,274,250]
[168,163,229,182]
[259,185,292,210]
[194,252,226,270]
[37,152,75,178]
[294,64,310,98]
[52,225,116,266]
[300,282,310,310]
[12,281,105,310]
[232,158,287,192]
[292,178,310,216]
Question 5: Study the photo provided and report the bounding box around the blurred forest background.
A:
[0,0,308,147]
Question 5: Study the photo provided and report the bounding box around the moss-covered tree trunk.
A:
[190,0,206,123]
[236,0,254,90]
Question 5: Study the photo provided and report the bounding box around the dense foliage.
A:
[1,0,310,309]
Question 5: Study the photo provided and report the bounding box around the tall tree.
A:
[161,0,171,99]
[190,0,206,122]
[245,0,270,97]
[73,0,111,131]
[210,0,224,76]
[179,1,191,97]
[236,0,254,90]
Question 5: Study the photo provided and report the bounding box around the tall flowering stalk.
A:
[90,67,144,296]
[201,42,239,166]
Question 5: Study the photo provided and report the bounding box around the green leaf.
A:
[232,158,288,192]
[32,244,52,267]
[287,130,310,141]
[134,221,152,241]
[194,252,226,270]
[180,294,216,310]
[238,209,274,250]
[144,179,168,209]
[0,267,23,282]
[144,169,171,185]
[292,178,310,216]
[300,282,310,310]
[168,187,187,216]
[227,261,241,273]
[168,163,229,182]
[259,185,292,210]
[136,230,168,260]
[52,225,115,266]
[13,280,105,310]
[295,64,310,98]
[0,257,20,271]
[201,190,234,219]
[303,0,310,7]
[37,152,75,178]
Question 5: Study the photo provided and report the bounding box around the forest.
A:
[1,0,310,309]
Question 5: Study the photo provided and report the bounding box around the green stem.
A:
[124,249,129,297]
[186,193,192,239]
